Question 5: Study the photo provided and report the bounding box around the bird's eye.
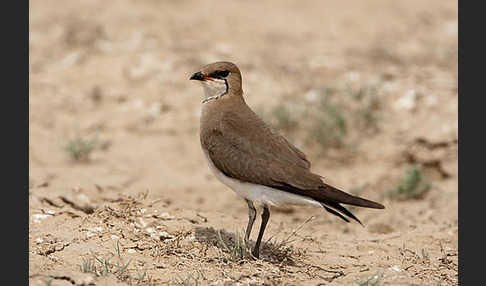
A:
[219,70,230,77]
[211,70,230,78]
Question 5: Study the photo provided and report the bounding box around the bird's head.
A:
[190,61,243,103]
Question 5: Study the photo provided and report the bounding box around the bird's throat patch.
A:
[201,78,228,103]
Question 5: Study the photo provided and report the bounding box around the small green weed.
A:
[387,165,431,200]
[308,102,347,150]
[78,241,152,285]
[217,230,251,261]
[80,257,97,274]
[173,269,203,286]
[64,136,99,161]
[271,104,299,131]
[261,82,383,154]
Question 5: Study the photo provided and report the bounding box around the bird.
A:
[189,61,385,258]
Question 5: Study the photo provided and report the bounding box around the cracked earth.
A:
[30,0,457,285]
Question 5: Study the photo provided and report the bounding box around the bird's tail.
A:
[318,184,385,209]
[272,181,384,224]
[316,184,384,225]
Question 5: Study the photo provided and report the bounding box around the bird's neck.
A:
[200,93,246,127]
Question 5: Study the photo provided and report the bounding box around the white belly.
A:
[203,150,322,207]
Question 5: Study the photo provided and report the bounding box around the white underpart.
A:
[201,79,227,102]
[203,150,322,207]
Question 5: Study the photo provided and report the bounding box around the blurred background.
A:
[29,0,457,284]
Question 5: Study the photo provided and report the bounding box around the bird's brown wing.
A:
[200,108,384,213]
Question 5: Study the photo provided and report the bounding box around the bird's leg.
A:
[252,204,270,259]
[245,200,257,244]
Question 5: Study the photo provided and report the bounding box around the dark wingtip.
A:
[368,201,385,209]
[318,184,385,209]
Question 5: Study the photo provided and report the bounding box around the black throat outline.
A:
[202,78,229,104]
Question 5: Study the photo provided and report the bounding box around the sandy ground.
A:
[29,0,458,285]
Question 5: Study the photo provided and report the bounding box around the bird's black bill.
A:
[190,71,205,81]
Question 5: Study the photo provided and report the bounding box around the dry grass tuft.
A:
[79,241,154,285]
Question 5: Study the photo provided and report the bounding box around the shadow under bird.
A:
[190,61,385,258]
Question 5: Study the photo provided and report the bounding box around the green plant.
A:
[325,102,347,136]
[262,83,384,154]
[305,88,348,150]
[217,230,250,261]
[354,86,381,132]
[173,270,203,286]
[387,165,431,200]
[271,104,299,131]
[79,257,97,273]
[308,112,346,151]
[78,241,152,284]
[64,136,99,161]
